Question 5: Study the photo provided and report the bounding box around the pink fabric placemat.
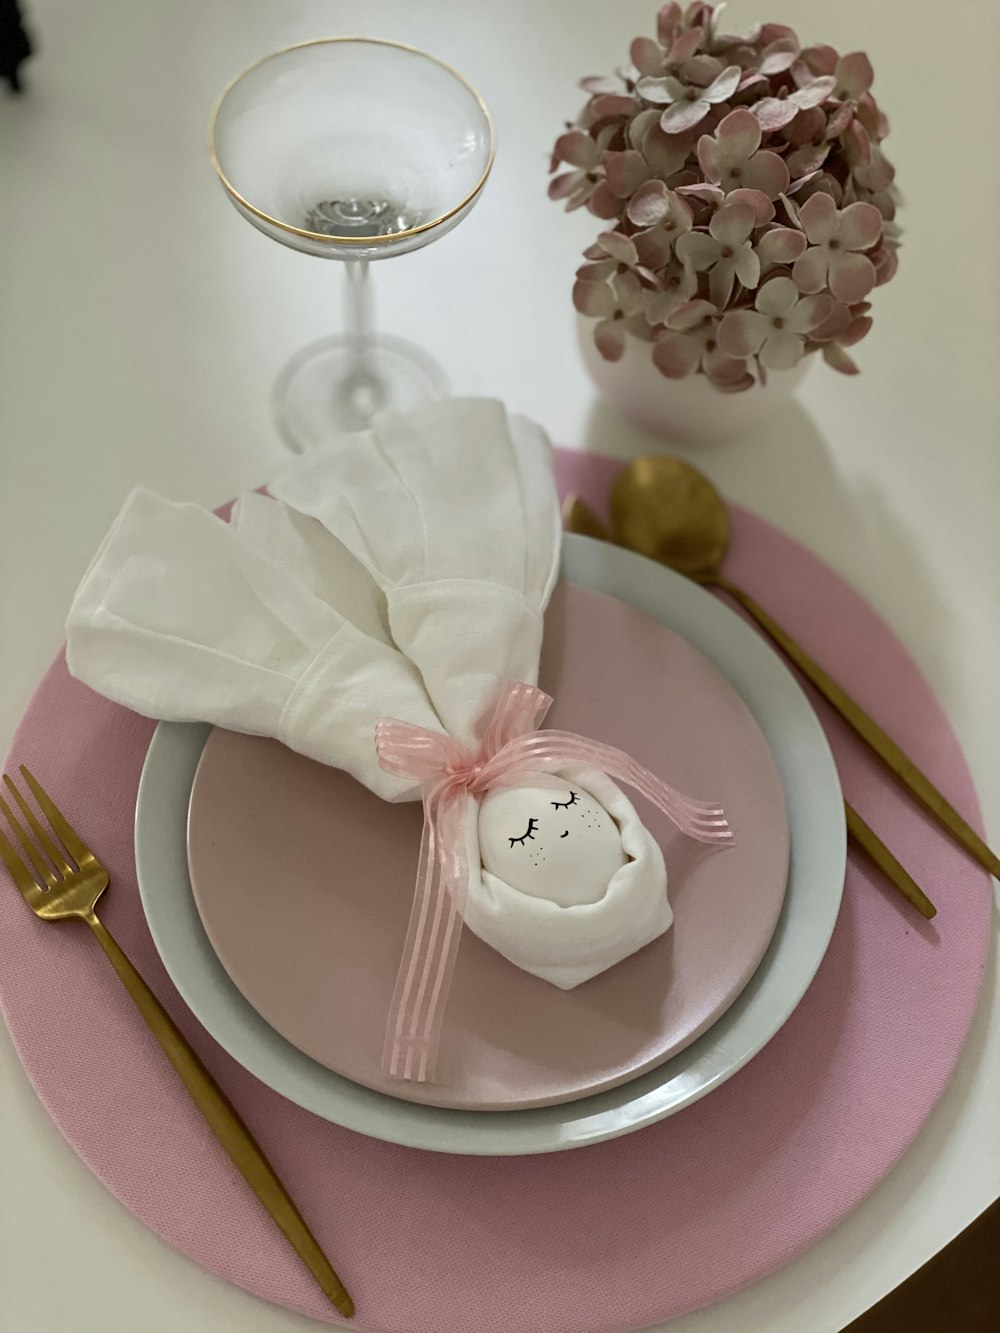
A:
[0,447,992,1333]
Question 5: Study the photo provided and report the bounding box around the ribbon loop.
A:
[375,681,732,1083]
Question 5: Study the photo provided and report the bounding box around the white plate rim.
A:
[135,534,846,1155]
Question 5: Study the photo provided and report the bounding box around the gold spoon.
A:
[563,457,990,912]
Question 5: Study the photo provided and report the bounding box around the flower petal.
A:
[840,314,873,347]
[633,226,676,269]
[704,347,754,386]
[822,342,860,374]
[548,171,584,201]
[643,123,694,177]
[797,190,838,244]
[808,299,852,342]
[828,250,876,303]
[660,97,712,134]
[576,259,618,282]
[675,231,723,270]
[594,318,627,361]
[628,107,662,149]
[554,131,598,169]
[836,51,874,98]
[741,149,790,200]
[787,292,834,334]
[785,106,828,146]
[756,226,807,269]
[790,75,836,111]
[696,132,722,184]
[681,54,725,86]
[657,2,682,45]
[715,107,762,163]
[580,74,626,95]
[573,278,617,317]
[599,230,639,264]
[838,201,883,251]
[652,330,703,378]
[668,26,704,65]
[733,242,761,291]
[728,188,776,225]
[718,310,769,357]
[792,246,830,293]
[626,179,672,226]
[752,97,798,132]
[631,36,665,76]
[872,243,899,286]
[709,258,737,308]
[709,197,756,246]
[588,182,623,220]
[666,298,716,331]
[590,94,637,120]
[613,271,645,316]
[786,143,830,180]
[637,75,677,105]
[604,150,650,198]
[703,65,742,104]
[758,37,800,76]
[825,102,854,139]
[760,330,805,370]
[755,275,799,318]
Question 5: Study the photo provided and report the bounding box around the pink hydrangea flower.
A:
[548,128,619,216]
[637,63,742,134]
[652,298,751,388]
[718,276,833,369]
[697,108,790,200]
[791,193,882,303]
[676,196,761,307]
[573,269,646,360]
[626,181,695,246]
[642,257,699,325]
[752,74,836,132]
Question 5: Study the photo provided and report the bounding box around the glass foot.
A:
[271,334,448,452]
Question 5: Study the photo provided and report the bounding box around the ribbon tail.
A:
[382,782,468,1083]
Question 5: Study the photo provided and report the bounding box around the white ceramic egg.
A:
[460,767,670,989]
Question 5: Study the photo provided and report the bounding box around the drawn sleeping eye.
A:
[509,818,538,847]
[550,791,579,810]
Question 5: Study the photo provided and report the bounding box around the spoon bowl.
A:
[609,458,730,579]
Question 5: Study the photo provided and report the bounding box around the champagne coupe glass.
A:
[210,38,495,451]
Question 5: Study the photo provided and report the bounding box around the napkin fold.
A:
[66,398,561,802]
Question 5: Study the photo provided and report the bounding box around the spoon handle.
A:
[710,573,1000,880]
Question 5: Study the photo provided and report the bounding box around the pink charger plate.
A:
[186,581,790,1111]
[0,447,992,1333]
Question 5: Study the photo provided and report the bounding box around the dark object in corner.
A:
[0,0,33,93]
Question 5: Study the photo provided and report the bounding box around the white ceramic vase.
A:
[577,314,810,447]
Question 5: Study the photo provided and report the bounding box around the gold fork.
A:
[0,763,354,1321]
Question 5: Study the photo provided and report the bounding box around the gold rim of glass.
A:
[208,36,497,247]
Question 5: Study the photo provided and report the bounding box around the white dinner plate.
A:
[135,534,845,1155]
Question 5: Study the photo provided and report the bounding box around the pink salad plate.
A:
[186,581,791,1112]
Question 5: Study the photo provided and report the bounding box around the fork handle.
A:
[844,801,936,919]
[707,573,1000,880]
[83,910,355,1320]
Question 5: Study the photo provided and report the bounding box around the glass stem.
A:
[339,259,384,428]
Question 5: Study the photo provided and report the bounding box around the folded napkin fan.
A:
[67,398,731,1081]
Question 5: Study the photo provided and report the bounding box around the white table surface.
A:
[1,2,997,1330]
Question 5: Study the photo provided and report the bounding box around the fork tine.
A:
[0,788,61,888]
[17,765,93,868]
[0,823,44,905]
[3,776,74,879]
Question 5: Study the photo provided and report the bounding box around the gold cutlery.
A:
[566,456,999,881]
[563,465,950,919]
[0,764,355,1320]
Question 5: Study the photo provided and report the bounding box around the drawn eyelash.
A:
[550,791,579,810]
[509,818,538,847]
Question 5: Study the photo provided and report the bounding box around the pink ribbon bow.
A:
[375,680,733,1083]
